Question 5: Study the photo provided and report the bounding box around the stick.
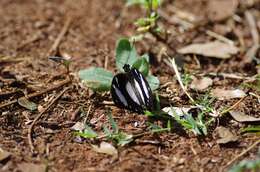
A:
[17,32,43,50]
[244,11,259,63]
[166,54,195,103]
[220,96,245,115]
[46,17,72,57]
[224,140,260,169]
[28,87,70,152]
[206,30,234,45]
[0,78,70,109]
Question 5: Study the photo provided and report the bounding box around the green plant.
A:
[75,110,133,146]
[171,108,207,136]
[241,125,260,134]
[181,73,192,88]
[126,0,164,40]
[228,151,260,172]
[49,56,72,76]
[102,111,134,146]
[79,38,159,91]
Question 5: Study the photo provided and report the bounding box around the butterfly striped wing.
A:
[111,68,154,113]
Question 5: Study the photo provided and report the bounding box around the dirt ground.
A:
[0,0,260,172]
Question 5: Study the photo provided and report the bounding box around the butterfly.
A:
[111,64,154,113]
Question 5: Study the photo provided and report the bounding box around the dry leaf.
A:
[162,107,192,117]
[0,148,11,162]
[229,110,260,123]
[211,88,246,100]
[190,77,213,91]
[215,126,238,144]
[207,0,238,22]
[18,97,37,111]
[17,163,46,172]
[177,41,239,59]
[71,122,85,131]
[92,142,118,156]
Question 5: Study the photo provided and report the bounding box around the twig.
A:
[17,32,43,50]
[220,96,246,115]
[244,11,259,63]
[158,9,194,30]
[46,17,72,57]
[203,72,255,81]
[104,55,109,70]
[83,103,92,124]
[166,53,195,103]
[101,101,116,106]
[224,139,260,169]
[28,87,70,152]
[245,11,259,45]
[0,78,71,109]
[206,30,234,45]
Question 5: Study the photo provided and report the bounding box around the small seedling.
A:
[75,125,98,139]
[126,0,165,41]
[181,73,192,88]
[49,55,72,76]
[170,108,207,136]
[102,111,134,146]
[147,120,171,133]
[228,150,260,172]
[75,110,133,146]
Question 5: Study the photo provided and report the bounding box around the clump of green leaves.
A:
[126,0,163,37]
[160,94,215,136]
[78,38,159,91]
[75,111,133,146]
[229,151,260,172]
[102,111,133,146]
[171,109,208,136]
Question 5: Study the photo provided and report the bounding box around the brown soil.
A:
[0,0,259,172]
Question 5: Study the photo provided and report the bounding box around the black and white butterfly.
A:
[111,64,154,113]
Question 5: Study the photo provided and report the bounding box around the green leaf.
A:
[126,0,146,6]
[18,97,37,111]
[152,0,161,10]
[103,125,112,137]
[115,132,133,146]
[241,125,260,134]
[146,74,160,90]
[74,125,98,139]
[141,54,150,63]
[78,67,113,92]
[116,38,138,71]
[132,57,149,76]
[107,111,118,133]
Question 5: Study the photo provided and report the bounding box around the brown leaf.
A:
[215,127,238,144]
[190,77,213,91]
[229,110,260,123]
[207,0,238,22]
[17,163,47,172]
[177,41,239,59]
[0,148,11,162]
[211,88,246,100]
